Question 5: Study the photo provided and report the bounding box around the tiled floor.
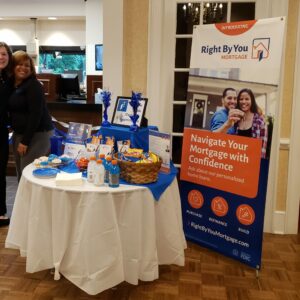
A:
[6,176,18,217]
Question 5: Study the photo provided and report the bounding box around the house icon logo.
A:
[211,196,228,217]
[236,204,255,225]
[252,38,270,61]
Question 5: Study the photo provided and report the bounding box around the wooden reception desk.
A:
[36,73,103,104]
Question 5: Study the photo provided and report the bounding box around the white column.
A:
[85,0,103,76]
[102,0,123,121]
[147,0,176,132]
[285,0,300,234]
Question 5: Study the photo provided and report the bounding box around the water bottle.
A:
[99,153,105,160]
[94,159,105,186]
[104,156,112,184]
[109,160,120,188]
[87,156,96,183]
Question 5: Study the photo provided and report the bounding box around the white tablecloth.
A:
[5,164,187,295]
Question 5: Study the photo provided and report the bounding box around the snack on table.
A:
[123,148,143,158]
[121,149,160,164]
[144,151,159,163]
[117,140,130,153]
[33,154,72,168]
[51,158,62,164]
[33,158,42,168]
[91,135,102,145]
[105,136,115,147]
[60,155,72,164]
[48,154,58,162]
[40,161,49,167]
[75,157,89,170]
[115,149,162,184]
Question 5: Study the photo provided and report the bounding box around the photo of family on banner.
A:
[180,17,285,270]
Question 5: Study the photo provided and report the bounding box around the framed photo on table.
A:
[112,96,148,127]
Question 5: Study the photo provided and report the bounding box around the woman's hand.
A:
[17,143,28,156]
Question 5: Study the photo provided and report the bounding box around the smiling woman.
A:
[14,53,34,87]
[236,88,268,158]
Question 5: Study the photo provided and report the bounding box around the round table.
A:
[6,164,186,295]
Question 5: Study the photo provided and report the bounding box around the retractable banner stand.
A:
[180,17,285,269]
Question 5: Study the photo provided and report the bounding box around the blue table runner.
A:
[58,161,177,201]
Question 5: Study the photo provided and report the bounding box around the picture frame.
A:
[112,96,148,127]
[95,44,103,71]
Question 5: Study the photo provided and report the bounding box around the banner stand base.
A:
[256,268,259,278]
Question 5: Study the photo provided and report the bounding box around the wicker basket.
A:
[114,153,162,184]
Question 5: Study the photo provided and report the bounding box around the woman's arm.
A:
[21,79,45,146]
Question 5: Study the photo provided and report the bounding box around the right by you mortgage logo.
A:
[252,38,270,61]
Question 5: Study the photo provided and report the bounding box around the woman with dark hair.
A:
[236,88,268,158]
[8,51,53,181]
[0,42,13,226]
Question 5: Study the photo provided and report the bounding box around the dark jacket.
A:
[8,76,53,145]
[0,72,12,129]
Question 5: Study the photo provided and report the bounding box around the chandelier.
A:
[182,2,224,24]
[182,3,200,24]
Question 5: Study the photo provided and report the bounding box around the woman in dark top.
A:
[8,51,53,181]
[0,42,12,226]
[236,88,268,158]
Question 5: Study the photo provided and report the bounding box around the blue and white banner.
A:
[190,18,285,85]
[181,17,285,269]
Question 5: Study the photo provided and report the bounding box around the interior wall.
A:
[39,20,85,46]
[0,20,31,45]
[0,0,85,18]
[85,0,103,75]
[275,0,299,211]
[0,0,102,75]
[102,0,123,121]
[0,19,85,46]
[122,0,149,97]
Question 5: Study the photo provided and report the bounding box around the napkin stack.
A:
[55,172,83,186]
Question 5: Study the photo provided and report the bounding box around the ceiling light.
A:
[48,17,57,20]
